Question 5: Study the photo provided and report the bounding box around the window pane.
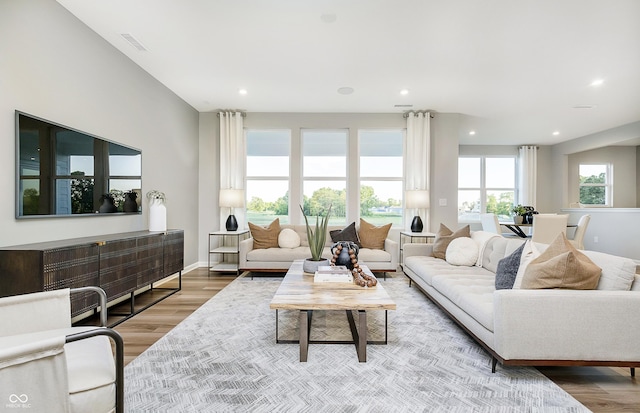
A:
[246,180,289,224]
[361,181,402,225]
[458,158,480,187]
[20,179,40,215]
[486,190,514,220]
[360,130,403,177]
[458,190,480,220]
[486,158,515,188]
[303,130,346,177]
[247,130,290,177]
[580,186,606,205]
[303,181,346,225]
[579,164,606,184]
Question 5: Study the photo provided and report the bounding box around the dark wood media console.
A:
[0,230,184,325]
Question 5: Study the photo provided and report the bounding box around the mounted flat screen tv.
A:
[16,111,142,218]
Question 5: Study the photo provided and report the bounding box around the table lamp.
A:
[405,190,429,232]
[219,189,245,231]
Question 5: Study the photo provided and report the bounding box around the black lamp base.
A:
[225,214,238,231]
[410,216,424,232]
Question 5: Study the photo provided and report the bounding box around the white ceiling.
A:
[56,0,640,145]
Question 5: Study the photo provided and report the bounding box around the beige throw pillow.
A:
[521,233,602,289]
[432,224,470,260]
[248,218,281,249]
[358,219,391,250]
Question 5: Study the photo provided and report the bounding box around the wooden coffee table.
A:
[269,259,396,362]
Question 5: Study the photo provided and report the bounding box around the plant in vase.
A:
[512,204,527,224]
[299,204,331,274]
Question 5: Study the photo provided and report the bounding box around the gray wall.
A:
[0,0,200,267]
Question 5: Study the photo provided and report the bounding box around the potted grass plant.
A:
[300,204,331,274]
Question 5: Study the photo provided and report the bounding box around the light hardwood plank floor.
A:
[112,268,640,412]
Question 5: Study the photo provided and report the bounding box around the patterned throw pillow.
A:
[330,222,361,247]
[521,233,602,289]
[248,218,281,249]
[432,223,471,260]
[495,242,525,290]
[358,219,391,250]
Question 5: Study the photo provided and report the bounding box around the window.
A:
[246,130,290,224]
[458,156,516,221]
[359,130,403,226]
[302,129,346,225]
[579,164,611,206]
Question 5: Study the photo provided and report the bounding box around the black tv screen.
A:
[16,111,142,218]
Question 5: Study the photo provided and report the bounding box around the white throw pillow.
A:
[278,228,300,249]
[445,237,479,266]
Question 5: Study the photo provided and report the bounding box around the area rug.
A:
[124,274,589,412]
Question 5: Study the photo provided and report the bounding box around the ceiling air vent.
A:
[572,105,596,109]
[120,33,147,51]
[394,104,413,108]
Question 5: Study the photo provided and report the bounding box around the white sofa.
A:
[239,224,398,273]
[402,232,640,373]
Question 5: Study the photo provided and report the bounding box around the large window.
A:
[458,156,516,221]
[246,130,290,224]
[359,130,403,226]
[579,164,611,206]
[302,130,347,225]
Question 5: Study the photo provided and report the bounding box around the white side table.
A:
[208,230,250,275]
[399,231,436,268]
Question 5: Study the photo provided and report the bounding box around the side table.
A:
[208,230,250,275]
[399,231,436,268]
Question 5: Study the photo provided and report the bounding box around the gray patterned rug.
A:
[124,274,589,412]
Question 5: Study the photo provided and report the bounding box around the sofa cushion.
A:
[495,242,525,290]
[278,228,301,249]
[521,233,602,290]
[358,219,391,250]
[582,250,637,291]
[445,237,478,266]
[404,255,493,287]
[431,273,496,332]
[432,224,470,260]
[330,222,361,247]
[248,219,281,249]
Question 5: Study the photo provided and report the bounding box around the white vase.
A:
[149,199,167,231]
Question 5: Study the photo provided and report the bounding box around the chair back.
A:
[569,214,591,249]
[480,213,501,234]
[0,289,71,336]
[531,214,568,244]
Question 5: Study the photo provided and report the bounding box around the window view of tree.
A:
[579,164,609,205]
[458,156,516,221]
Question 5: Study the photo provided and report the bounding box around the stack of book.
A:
[314,265,353,283]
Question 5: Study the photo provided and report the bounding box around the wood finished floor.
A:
[113,268,640,412]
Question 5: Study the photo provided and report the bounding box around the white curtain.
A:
[405,111,431,230]
[219,111,245,229]
[518,145,537,207]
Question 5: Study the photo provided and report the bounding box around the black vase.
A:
[99,196,117,213]
[331,241,359,270]
[123,192,138,212]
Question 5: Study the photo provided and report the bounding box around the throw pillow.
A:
[248,218,281,249]
[330,222,361,247]
[520,233,602,289]
[358,219,391,250]
[432,224,471,260]
[512,240,540,289]
[445,237,479,266]
[495,242,525,290]
[278,228,301,249]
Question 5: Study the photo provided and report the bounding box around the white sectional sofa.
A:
[239,224,398,273]
[402,231,640,373]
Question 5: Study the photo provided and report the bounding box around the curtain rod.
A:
[403,111,434,119]
[217,110,247,117]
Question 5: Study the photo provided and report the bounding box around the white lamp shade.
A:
[219,189,245,208]
[405,190,430,209]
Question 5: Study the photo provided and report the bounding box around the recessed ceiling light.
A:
[400,89,409,95]
[238,88,248,95]
[337,87,354,95]
[469,130,476,136]
[590,79,604,87]
[552,131,560,136]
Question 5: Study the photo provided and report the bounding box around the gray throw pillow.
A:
[495,242,525,290]
[330,222,361,247]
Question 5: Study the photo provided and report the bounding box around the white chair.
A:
[569,214,591,250]
[531,214,569,244]
[0,287,123,413]
[480,213,502,234]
